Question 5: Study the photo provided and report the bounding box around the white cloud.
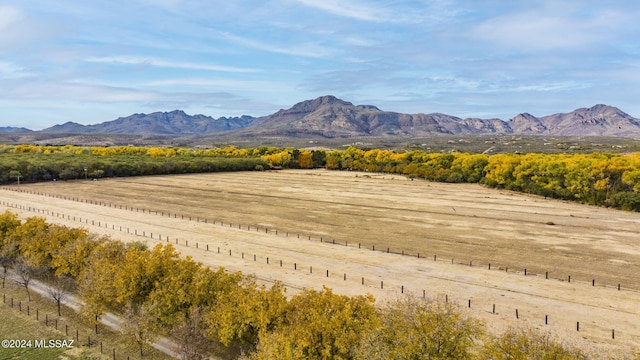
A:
[472,6,627,51]
[145,78,279,92]
[84,56,260,73]
[290,0,438,24]
[0,5,22,31]
[292,0,388,22]
[218,31,335,58]
[0,61,33,78]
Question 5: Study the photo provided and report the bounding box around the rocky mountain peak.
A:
[9,96,640,138]
[284,95,354,113]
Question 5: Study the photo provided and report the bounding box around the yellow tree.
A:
[114,243,179,307]
[0,211,21,288]
[297,150,314,169]
[212,279,287,351]
[250,287,378,360]
[355,296,483,360]
[51,234,106,278]
[15,219,88,269]
[481,326,587,360]
[0,210,21,250]
[262,151,292,167]
[10,217,49,267]
[78,240,127,323]
[146,255,202,327]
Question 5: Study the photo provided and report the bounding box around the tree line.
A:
[2,144,640,211]
[0,145,275,183]
[325,148,640,211]
[0,210,593,359]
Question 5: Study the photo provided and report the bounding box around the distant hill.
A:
[5,96,640,138]
[0,126,33,134]
[41,110,258,135]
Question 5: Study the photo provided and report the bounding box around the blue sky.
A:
[1,0,639,130]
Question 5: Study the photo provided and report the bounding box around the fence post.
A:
[515,309,519,319]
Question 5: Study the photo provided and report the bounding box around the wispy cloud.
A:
[84,56,260,73]
[217,31,335,58]
[0,61,33,78]
[0,5,22,31]
[0,4,56,48]
[291,0,435,23]
[472,5,628,51]
[292,0,390,22]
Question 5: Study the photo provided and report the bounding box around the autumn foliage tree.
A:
[355,296,483,360]
[249,287,378,360]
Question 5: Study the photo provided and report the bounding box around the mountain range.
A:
[6,96,640,138]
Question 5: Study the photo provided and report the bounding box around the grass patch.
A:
[0,283,175,360]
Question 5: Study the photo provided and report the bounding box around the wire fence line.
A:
[0,188,634,342]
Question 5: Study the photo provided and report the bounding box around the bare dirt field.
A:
[2,169,639,356]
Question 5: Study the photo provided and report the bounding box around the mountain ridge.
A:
[6,95,640,138]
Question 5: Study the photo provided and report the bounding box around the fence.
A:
[0,188,635,293]
[0,187,635,343]
[1,289,148,359]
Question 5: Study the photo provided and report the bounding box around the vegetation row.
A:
[2,144,640,212]
[0,210,598,359]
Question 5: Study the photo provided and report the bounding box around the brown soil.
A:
[2,169,639,356]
